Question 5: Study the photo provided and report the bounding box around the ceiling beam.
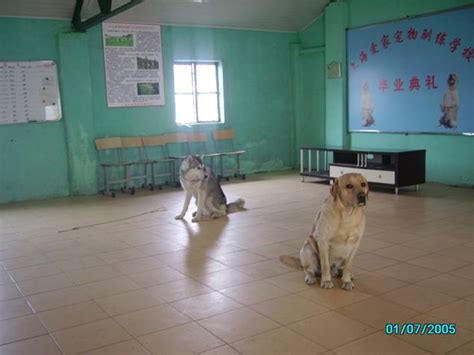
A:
[72,0,144,32]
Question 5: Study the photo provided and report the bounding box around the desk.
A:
[300,146,425,194]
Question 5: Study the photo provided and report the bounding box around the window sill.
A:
[176,121,225,127]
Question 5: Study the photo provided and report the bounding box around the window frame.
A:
[173,60,224,125]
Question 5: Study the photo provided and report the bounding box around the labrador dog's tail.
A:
[226,198,245,213]
[279,255,303,270]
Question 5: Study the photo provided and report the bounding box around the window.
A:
[173,61,223,125]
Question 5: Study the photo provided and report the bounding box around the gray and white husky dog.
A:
[175,155,245,222]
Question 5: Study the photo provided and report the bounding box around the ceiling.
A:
[0,0,330,32]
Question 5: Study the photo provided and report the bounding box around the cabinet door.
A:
[329,165,395,185]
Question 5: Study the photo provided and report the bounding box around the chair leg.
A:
[171,160,176,184]
[236,155,241,176]
[124,166,129,190]
[219,155,224,179]
[144,164,148,188]
[104,167,109,193]
[151,163,156,189]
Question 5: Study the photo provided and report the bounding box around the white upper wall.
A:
[0,0,329,32]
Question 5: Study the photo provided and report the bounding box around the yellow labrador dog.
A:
[281,173,369,291]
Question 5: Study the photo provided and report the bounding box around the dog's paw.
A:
[191,217,201,223]
[304,274,317,285]
[320,280,334,289]
[175,214,184,220]
[341,281,354,291]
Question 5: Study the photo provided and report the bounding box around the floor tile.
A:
[416,273,474,298]
[289,311,376,349]
[297,286,372,310]
[16,273,74,296]
[37,301,109,332]
[78,276,140,299]
[8,263,62,282]
[373,245,430,261]
[428,300,474,331]
[220,281,290,305]
[332,331,429,354]
[193,268,255,290]
[408,253,470,273]
[0,284,22,301]
[396,314,473,354]
[127,266,187,287]
[265,271,310,292]
[80,340,150,355]
[337,297,419,329]
[351,271,408,295]
[199,307,279,343]
[200,345,240,355]
[114,304,190,337]
[148,278,212,302]
[236,259,293,279]
[170,291,241,320]
[232,327,327,354]
[138,322,224,355]
[376,263,439,283]
[250,294,328,325]
[65,265,122,285]
[381,285,457,312]
[0,297,32,321]
[0,314,47,346]
[0,335,61,355]
[95,288,163,316]
[51,318,131,354]
[27,286,92,312]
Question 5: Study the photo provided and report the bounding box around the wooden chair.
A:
[212,128,246,180]
[95,137,129,197]
[142,135,176,189]
[186,132,221,172]
[118,137,155,194]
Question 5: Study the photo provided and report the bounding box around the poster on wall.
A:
[102,23,165,107]
[347,6,474,134]
[0,61,62,125]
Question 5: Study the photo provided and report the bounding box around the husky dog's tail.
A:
[226,198,245,213]
[279,255,303,270]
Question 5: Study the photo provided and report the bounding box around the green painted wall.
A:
[300,0,474,186]
[0,18,297,203]
[89,25,297,173]
[0,19,70,203]
[293,15,326,163]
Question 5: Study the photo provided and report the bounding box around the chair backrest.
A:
[142,135,168,147]
[186,132,209,155]
[120,136,146,162]
[212,129,236,152]
[95,137,122,164]
[164,132,190,157]
[187,132,208,143]
[120,137,143,148]
[95,137,122,150]
[164,132,188,144]
[212,128,235,141]
[141,135,169,160]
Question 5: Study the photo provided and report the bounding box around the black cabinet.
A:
[300,146,425,194]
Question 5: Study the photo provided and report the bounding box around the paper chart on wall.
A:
[102,23,165,107]
[0,61,62,125]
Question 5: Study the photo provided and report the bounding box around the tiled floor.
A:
[0,171,473,354]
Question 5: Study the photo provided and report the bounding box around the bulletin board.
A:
[0,61,62,125]
[347,5,474,135]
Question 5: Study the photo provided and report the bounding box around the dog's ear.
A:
[330,178,339,201]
